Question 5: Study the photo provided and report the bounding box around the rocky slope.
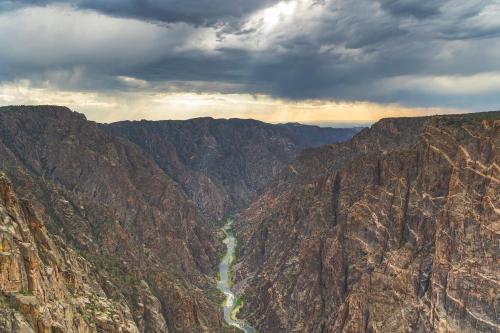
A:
[0,106,230,332]
[104,118,358,219]
[234,112,499,332]
[0,172,140,332]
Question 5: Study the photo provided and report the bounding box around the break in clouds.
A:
[0,0,500,111]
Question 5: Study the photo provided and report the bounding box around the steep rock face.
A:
[104,118,358,219]
[0,172,142,332]
[0,106,229,332]
[235,112,499,332]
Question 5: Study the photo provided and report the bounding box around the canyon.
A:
[0,105,356,332]
[0,106,498,332]
[2,1,498,332]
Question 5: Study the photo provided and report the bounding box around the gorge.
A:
[0,106,498,333]
[0,105,356,332]
[2,0,499,332]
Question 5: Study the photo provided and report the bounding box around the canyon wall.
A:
[104,118,358,219]
[235,112,499,332]
[0,106,226,332]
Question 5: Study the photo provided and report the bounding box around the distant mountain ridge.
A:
[103,116,359,219]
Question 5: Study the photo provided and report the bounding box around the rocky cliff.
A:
[0,172,141,332]
[234,112,499,332]
[0,106,229,332]
[104,118,358,219]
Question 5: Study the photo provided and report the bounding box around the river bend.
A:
[217,219,255,333]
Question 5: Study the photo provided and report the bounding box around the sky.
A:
[0,0,499,124]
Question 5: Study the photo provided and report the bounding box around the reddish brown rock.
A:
[0,173,140,332]
[0,106,227,332]
[235,112,499,332]
[104,118,358,219]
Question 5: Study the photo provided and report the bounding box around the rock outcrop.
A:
[235,112,499,332]
[104,118,358,219]
[0,172,141,332]
[0,106,228,332]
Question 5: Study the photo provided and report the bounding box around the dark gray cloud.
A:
[0,0,280,25]
[82,0,280,26]
[0,0,499,111]
[377,0,444,19]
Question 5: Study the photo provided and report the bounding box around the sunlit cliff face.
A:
[0,0,499,122]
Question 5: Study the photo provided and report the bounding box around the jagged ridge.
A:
[104,117,358,219]
[234,112,499,332]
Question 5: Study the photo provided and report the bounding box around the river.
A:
[217,219,256,333]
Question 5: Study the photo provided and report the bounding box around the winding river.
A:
[217,219,256,333]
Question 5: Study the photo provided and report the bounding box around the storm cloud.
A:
[0,0,499,112]
[1,0,281,25]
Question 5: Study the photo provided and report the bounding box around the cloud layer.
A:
[0,0,499,117]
